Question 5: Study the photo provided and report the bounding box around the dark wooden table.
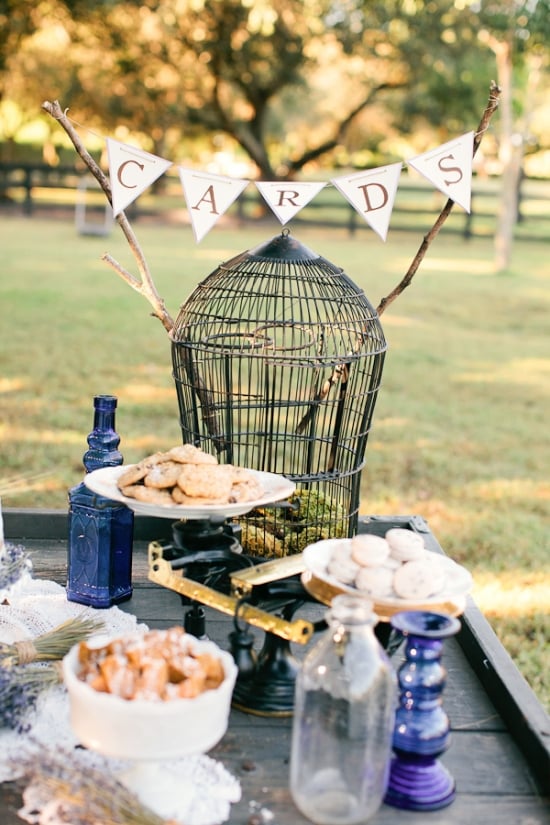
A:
[2,509,549,824]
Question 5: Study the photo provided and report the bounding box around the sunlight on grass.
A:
[474,571,550,617]
[417,257,495,274]
[0,378,26,393]
[469,478,550,503]
[117,384,176,402]
[455,358,550,390]
[377,314,421,328]
[0,424,84,445]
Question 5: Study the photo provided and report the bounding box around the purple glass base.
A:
[384,755,456,811]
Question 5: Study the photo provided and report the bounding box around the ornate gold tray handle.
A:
[147,542,313,645]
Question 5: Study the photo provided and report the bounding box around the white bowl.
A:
[63,635,238,760]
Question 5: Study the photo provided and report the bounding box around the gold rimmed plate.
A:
[301,538,472,621]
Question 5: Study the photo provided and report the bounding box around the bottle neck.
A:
[83,395,123,472]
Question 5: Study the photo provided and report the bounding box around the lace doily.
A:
[0,576,241,825]
[0,577,145,642]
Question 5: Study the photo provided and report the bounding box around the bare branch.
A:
[41,100,174,333]
[376,81,502,317]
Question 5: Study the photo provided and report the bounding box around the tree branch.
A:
[376,80,502,316]
[41,100,175,333]
[287,82,407,176]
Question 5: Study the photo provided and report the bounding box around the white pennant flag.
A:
[107,138,173,217]
[179,168,249,242]
[331,163,402,242]
[255,181,326,225]
[407,131,474,212]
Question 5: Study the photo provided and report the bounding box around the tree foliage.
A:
[1,0,549,187]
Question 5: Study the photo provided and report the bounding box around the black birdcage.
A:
[170,230,387,557]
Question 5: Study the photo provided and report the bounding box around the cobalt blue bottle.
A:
[67,395,133,607]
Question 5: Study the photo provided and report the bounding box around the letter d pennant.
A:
[331,163,402,242]
[179,168,249,242]
[407,131,474,212]
[107,138,173,217]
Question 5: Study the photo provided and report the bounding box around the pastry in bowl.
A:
[63,627,238,760]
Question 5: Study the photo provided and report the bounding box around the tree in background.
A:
[1,0,549,267]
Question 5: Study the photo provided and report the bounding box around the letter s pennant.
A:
[331,163,402,242]
[107,138,173,217]
[407,132,474,212]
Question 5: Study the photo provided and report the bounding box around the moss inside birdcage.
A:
[240,490,348,558]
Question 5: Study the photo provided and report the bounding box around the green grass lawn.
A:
[1,213,548,710]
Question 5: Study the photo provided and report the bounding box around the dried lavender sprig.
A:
[0,661,62,732]
[21,747,179,825]
[0,615,105,665]
[0,542,33,592]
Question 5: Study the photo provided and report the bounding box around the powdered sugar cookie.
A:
[355,565,395,598]
[393,558,445,600]
[351,534,390,567]
[327,544,360,585]
[385,528,426,562]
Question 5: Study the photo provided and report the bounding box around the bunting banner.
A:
[105,131,475,242]
[107,138,173,217]
[178,168,249,242]
[255,181,326,225]
[331,163,402,242]
[406,131,474,213]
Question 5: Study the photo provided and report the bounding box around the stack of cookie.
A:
[326,528,446,601]
[116,445,263,507]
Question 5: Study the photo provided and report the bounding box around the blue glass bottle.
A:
[67,395,134,607]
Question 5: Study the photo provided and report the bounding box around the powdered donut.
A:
[351,534,390,567]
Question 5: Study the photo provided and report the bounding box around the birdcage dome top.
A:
[171,231,386,364]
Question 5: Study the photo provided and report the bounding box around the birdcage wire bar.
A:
[171,232,387,556]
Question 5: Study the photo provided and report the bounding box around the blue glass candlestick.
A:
[384,610,461,812]
[67,395,134,608]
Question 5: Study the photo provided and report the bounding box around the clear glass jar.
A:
[289,594,397,825]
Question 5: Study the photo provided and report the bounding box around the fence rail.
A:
[1,161,549,242]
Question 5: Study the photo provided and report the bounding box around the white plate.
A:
[84,464,296,520]
[302,538,472,609]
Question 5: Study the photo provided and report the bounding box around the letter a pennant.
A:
[407,131,474,212]
[255,181,326,225]
[179,168,249,242]
[331,163,402,242]
[107,138,173,217]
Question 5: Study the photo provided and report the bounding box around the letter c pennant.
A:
[107,138,173,217]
